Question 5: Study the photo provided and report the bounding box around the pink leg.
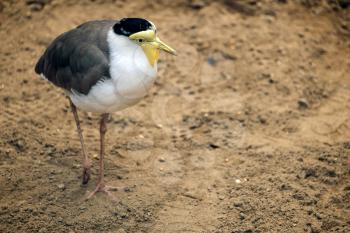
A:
[69,99,91,185]
[86,113,120,200]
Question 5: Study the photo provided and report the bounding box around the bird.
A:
[35,18,176,199]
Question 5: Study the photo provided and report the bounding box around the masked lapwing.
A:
[35,18,176,199]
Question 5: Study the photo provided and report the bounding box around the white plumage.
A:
[69,28,158,113]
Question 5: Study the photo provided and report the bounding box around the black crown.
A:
[113,18,153,36]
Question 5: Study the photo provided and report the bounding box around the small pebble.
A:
[207,57,217,66]
[189,0,206,9]
[38,228,47,233]
[233,201,243,207]
[29,3,43,11]
[298,98,309,109]
[240,212,246,220]
[109,186,119,191]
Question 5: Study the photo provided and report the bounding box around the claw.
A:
[82,167,91,185]
[82,160,92,185]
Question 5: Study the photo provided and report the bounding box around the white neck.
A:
[106,29,158,99]
[107,29,157,77]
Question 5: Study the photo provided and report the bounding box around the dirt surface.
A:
[1,0,350,232]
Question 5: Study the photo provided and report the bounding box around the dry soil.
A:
[0,0,350,232]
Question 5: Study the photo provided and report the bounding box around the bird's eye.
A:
[138,39,144,43]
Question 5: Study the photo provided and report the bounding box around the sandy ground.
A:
[0,0,350,232]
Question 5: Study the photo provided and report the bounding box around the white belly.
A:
[69,30,158,113]
[69,73,156,113]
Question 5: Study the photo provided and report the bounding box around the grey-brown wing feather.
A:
[35,20,117,95]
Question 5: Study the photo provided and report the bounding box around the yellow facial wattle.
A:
[129,29,176,66]
[142,45,160,66]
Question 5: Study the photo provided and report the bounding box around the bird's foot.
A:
[86,182,122,201]
[82,160,92,185]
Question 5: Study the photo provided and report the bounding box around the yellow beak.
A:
[128,30,176,55]
[154,37,177,55]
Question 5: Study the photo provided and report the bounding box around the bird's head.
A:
[113,18,176,66]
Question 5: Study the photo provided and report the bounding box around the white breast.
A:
[69,28,158,113]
